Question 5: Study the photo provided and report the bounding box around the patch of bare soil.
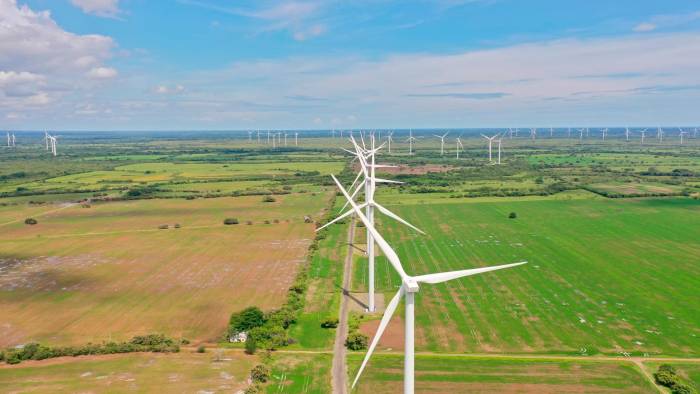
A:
[353,163,454,175]
[359,316,405,351]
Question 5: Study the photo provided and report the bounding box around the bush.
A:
[246,221,253,225]
[24,218,38,225]
[196,345,206,353]
[224,218,239,225]
[508,212,517,219]
[345,333,368,350]
[244,338,257,355]
[654,364,696,394]
[250,364,270,383]
[262,196,276,203]
[174,223,181,229]
[158,224,169,229]
[321,318,339,329]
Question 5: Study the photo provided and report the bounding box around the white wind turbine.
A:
[679,129,688,145]
[6,132,10,147]
[330,174,527,394]
[481,133,499,163]
[495,136,503,164]
[455,137,463,159]
[49,135,58,156]
[601,128,608,141]
[640,129,647,145]
[508,128,515,139]
[406,130,418,155]
[267,130,271,144]
[433,132,449,156]
[294,132,299,146]
[284,132,288,147]
[44,131,50,151]
[257,130,261,143]
[549,127,554,137]
[318,136,424,313]
[657,127,664,142]
[625,127,631,142]
[567,127,572,138]
[248,131,253,142]
[11,133,15,147]
[577,128,584,142]
[529,128,537,140]
[387,132,394,154]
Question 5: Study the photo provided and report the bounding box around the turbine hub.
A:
[405,279,420,293]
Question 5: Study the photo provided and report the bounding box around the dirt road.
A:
[331,218,355,394]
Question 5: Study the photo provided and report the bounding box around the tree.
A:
[24,218,38,225]
[345,333,368,350]
[224,218,239,225]
[262,195,276,203]
[229,307,265,333]
[321,318,339,328]
[508,212,517,219]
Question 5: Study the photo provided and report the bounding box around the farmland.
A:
[352,197,700,357]
[1,131,700,393]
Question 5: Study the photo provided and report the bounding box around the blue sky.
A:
[2,0,700,130]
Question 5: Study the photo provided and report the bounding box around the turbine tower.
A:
[657,127,664,142]
[625,127,631,142]
[455,137,463,159]
[294,132,299,146]
[529,128,537,140]
[679,129,688,145]
[433,132,449,156]
[387,132,394,154]
[640,129,647,145]
[330,175,526,394]
[601,128,608,141]
[496,136,503,165]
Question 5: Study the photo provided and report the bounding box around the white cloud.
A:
[70,0,120,18]
[153,84,186,95]
[88,67,118,79]
[633,23,656,32]
[0,0,116,112]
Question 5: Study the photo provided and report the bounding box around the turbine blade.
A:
[331,175,408,279]
[372,202,425,235]
[414,261,527,284]
[351,286,404,388]
[374,178,403,184]
[340,180,366,211]
[315,203,368,232]
[347,170,364,194]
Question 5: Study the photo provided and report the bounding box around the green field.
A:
[348,354,657,393]
[352,197,700,356]
[266,352,333,393]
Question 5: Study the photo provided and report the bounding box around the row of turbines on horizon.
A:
[4,131,58,156]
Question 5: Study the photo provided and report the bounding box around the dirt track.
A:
[331,217,355,394]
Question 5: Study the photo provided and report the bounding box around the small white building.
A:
[229,331,248,343]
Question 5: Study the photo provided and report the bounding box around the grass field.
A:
[266,352,333,393]
[0,349,256,392]
[348,354,658,393]
[352,197,700,357]
[0,192,330,347]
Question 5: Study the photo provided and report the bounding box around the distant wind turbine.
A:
[530,128,537,140]
[481,133,499,163]
[406,130,418,155]
[433,132,449,155]
[455,137,463,159]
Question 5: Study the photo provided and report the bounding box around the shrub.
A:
[196,345,206,353]
[508,212,517,219]
[246,221,253,225]
[24,218,38,225]
[321,318,339,328]
[244,338,257,355]
[158,224,169,229]
[244,385,260,394]
[262,196,276,203]
[273,219,279,224]
[345,333,368,350]
[224,218,239,225]
[654,364,695,394]
[174,223,181,229]
[250,364,270,383]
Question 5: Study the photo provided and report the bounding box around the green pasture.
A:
[266,352,333,394]
[352,197,700,356]
[348,354,657,393]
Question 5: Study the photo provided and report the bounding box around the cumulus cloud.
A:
[0,0,116,112]
[70,0,120,18]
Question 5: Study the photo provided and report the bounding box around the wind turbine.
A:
[577,128,584,142]
[625,127,631,142]
[481,133,499,163]
[248,131,253,142]
[679,129,688,145]
[49,136,58,156]
[387,132,394,154]
[44,131,50,150]
[601,128,608,141]
[6,132,10,147]
[267,131,271,144]
[284,132,288,147]
[567,127,572,138]
[406,130,418,155]
[549,127,554,138]
[657,127,664,142]
[508,128,515,139]
[330,174,526,394]
[455,137,463,159]
[433,132,449,156]
[319,136,424,313]
[640,129,647,145]
[11,133,15,147]
[257,130,261,143]
[496,136,503,164]
[529,128,537,140]
[294,132,299,146]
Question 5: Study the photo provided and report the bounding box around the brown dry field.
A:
[0,349,256,393]
[352,163,453,175]
[0,192,330,347]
